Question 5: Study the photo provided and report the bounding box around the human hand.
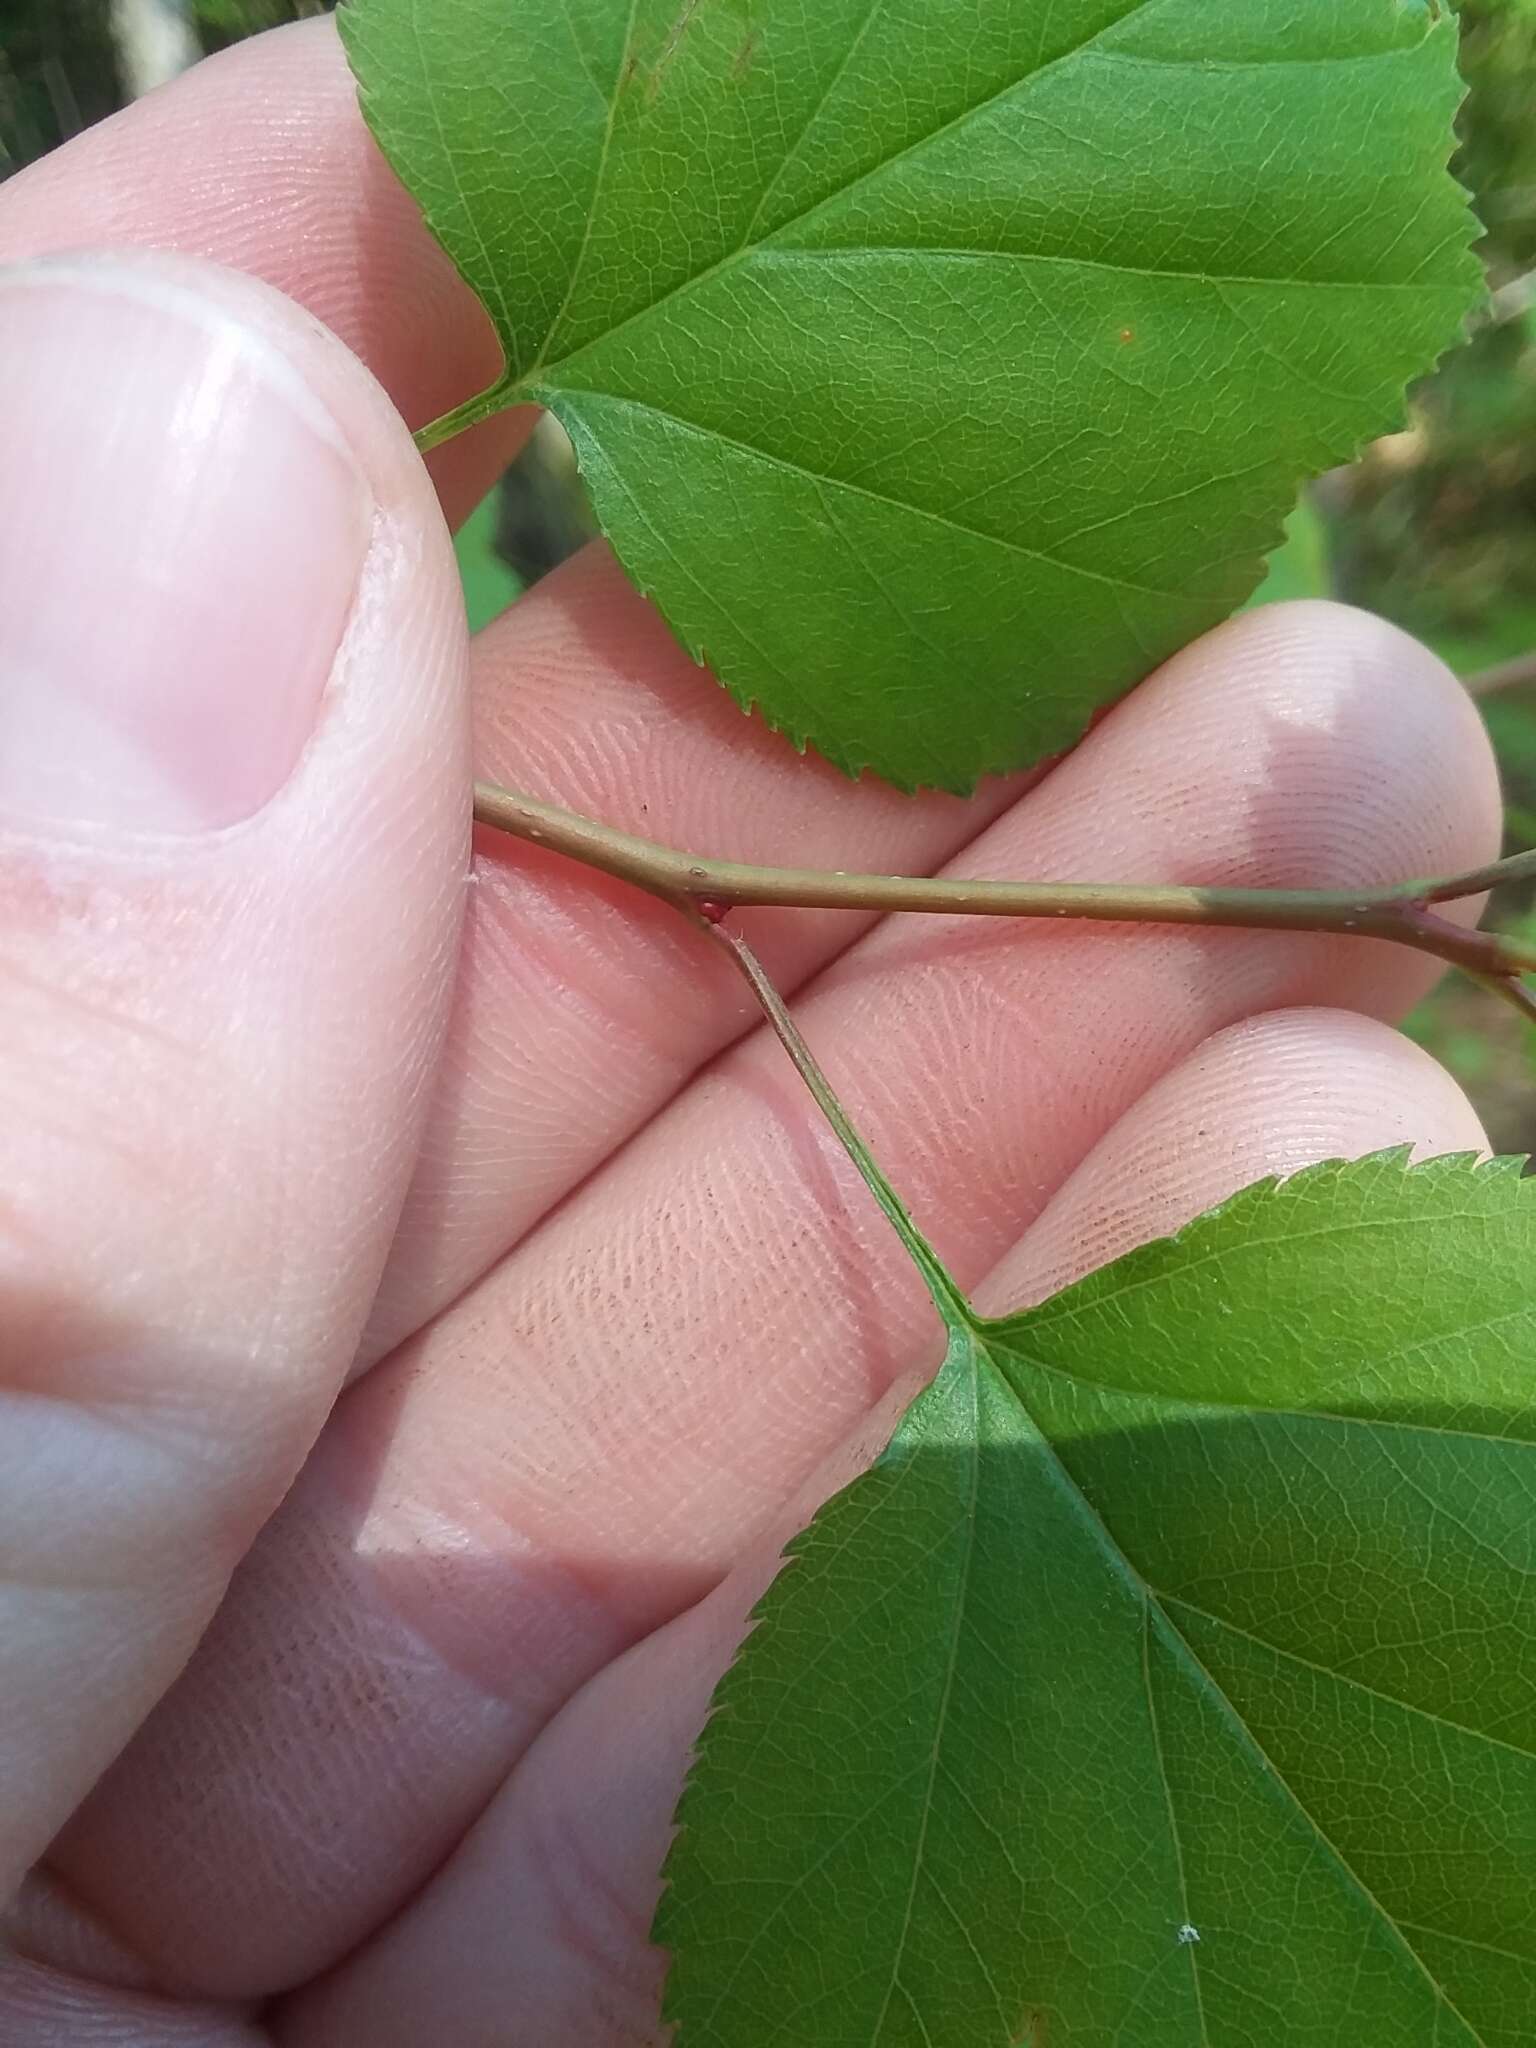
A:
[0,19,1502,2045]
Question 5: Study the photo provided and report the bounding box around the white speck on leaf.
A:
[1177,1924,1201,1946]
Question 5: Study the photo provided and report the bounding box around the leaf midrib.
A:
[548,389,1185,599]
[512,0,1442,399]
[1155,1597,1491,2047]
[1141,1604,1210,2044]
[684,1336,994,2043]
[406,0,513,343]
[994,1330,1536,1446]
[993,1330,1496,2045]
[743,243,1475,294]
[734,0,887,251]
[1162,1592,1536,1772]
[515,0,1165,392]
[526,0,643,385]
[1019,1196,1532,1360]
[864,1324,986,2046]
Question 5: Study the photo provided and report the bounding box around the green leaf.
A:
[341,0,1481,791]
[453,484,525,632]
[658,1152,1536,2044]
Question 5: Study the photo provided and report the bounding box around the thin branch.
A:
[1421,847,1536,902]
[416,378,522,454]
[700,914,964,1320]
[473,780,1536,982]
[1469,972,1536,1028]
[1485,265,1536,330]
[1465,648,1536,701]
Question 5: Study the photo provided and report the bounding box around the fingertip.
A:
[1062,597,1503,1021]
[1128,598,1499,891]
[978,1006,1491,1314]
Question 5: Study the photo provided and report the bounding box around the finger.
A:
[62,606,1501,1996]
[359,575,1489,1363]
[0,1952,259,2048]
[0,17,523,523]
[0,250,469,1885]
[273,1008,1489,2046]
[362,539,1032,1362]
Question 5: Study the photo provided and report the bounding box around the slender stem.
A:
[1485,264,1536,330]
[1466,648,1536,701]
[473,781,1536,981]
[702,915,965,1321]
[415,377,523,455]
[1421,847,1536,901]
[1471,972,1536,1028]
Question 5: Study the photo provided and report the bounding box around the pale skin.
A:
[0,18,1509,2045]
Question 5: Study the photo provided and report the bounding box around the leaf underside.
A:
[342,0,1481,791]
[657,1153,1536,2046]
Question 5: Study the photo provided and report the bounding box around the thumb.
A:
[0,252,470,1885]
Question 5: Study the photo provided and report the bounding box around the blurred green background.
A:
[4,0,1535,1152]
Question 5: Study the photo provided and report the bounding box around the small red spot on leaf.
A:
[1118,327,1135,345]
[698,899,731,925]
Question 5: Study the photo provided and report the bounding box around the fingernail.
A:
[0,259,373,837]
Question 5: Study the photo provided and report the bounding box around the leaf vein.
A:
[558,389,1182,600]
[1141,1601,1211,2044]
[1153,1603,1493,2047]
[995,1337,1495,2045]
[753,243,1473,294]
[528,0,643,380]
[1161,1594,1536,1773]
[736,0,888,249]
[865,1346,985,2043]
[689,1759,935,2032]
[1397,1919,1536,1970]
[407,0,514,345]
[525,0,1165,386]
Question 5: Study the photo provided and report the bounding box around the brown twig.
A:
[1465,648,1536,701]
[473,780,1536,986]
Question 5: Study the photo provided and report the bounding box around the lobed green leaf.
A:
[341,0,1482,790]
[658,1152,1536,2045]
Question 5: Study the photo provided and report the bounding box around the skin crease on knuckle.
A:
[0,21,1506,2048]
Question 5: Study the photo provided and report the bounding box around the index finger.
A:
[0,15,524,523]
